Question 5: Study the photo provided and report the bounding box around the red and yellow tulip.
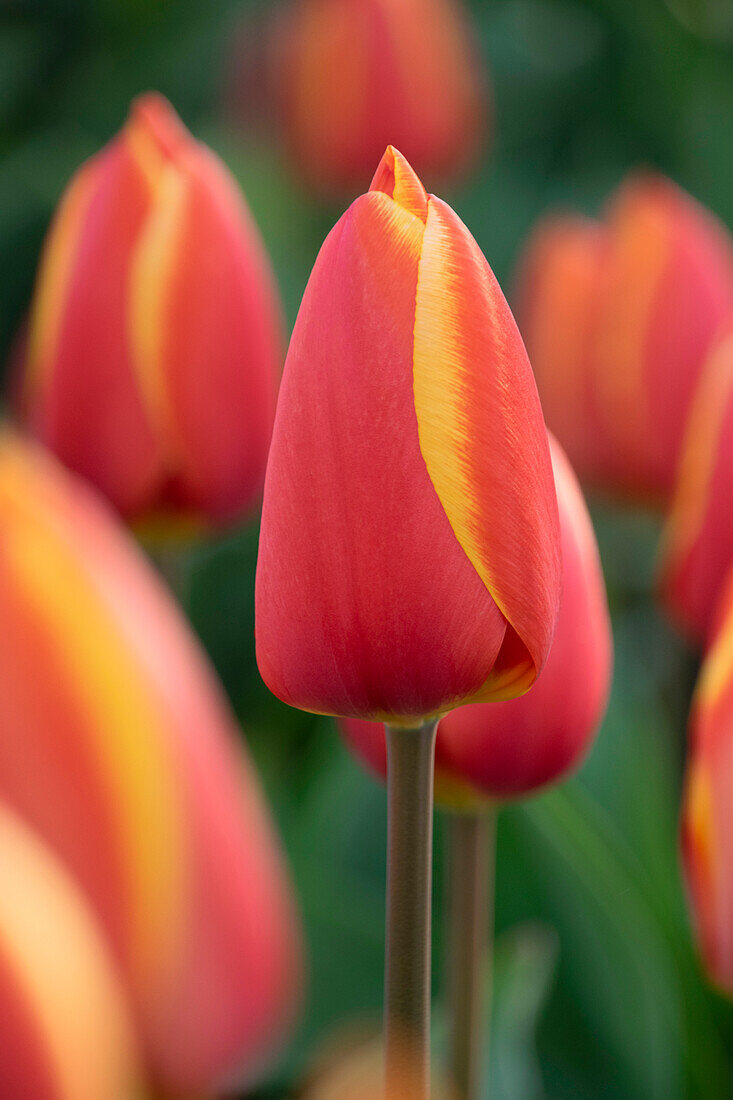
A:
[21,93,282,529]
[0,434,301,1097]
[516,173,733,502]
[256,146,561,726]
[340,437,612,803]
[0,804,144,1100]
[271,0,486,194]
[681,566,733,992]
[658,322,733,642]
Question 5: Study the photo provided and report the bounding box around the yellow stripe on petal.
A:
[370,146,428,223]
[26,161,99,395]
[0,455,185,1002]
[127,163,188,469]
[661,331,733,571]
[0,807,142,1100]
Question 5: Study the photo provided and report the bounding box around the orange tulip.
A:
[681,565,733,991]
[255,147,561,726]
[0,434,300,1097]
[516,173,733,502]
[0,804,144,1100]
[271,0,487,195]
[340,437,612,803]
[21,93,282,529]
[659,321,733,642]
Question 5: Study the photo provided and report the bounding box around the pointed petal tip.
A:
[127,92,189,160]
[369,146,428,223]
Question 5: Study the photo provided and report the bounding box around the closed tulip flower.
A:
[659,322,733,643]
[340,437,612,802]
[0,435,300,1097]
[0,805,143,1100]
[516,173,733,502]
[256,146,562,727]
[271,0,486,195]
[681,566,733,991]
[21,93,282,528]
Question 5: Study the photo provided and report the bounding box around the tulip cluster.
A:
[0,434,301,1097]
[270,0,487,195]
[517,174,733,503]
[20,94,282,530]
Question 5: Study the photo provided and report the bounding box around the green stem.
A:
[447,809,497,1100]
[384,720,439,1097]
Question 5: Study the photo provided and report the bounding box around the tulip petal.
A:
[256,190,508,722]
[412,196,561,696]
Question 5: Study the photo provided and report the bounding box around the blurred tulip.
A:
[681,565,733,991]
[340,436,612,802]
[256,146,561,726]
[516,173,733,502]
[0,804,144,1100]
[271,0,487,195]
[658,322,733,642]
[301,1030,456,1099]
[0,434,301,1097]
[21,92,282,529]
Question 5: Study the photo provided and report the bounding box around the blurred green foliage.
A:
[2,0,733,1096]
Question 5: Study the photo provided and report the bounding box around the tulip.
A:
[516,173,733,502]
[339,435,612,803]
[271,0,487,195]
[0,804,144,1100]
[658,322,733,642]
[0,434,301,1097]
[256,145,561,1095]
[681,564,733,991]
[256,145,561,725]
[21,93,282,528]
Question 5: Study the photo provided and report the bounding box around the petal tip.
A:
[369,146,428,223]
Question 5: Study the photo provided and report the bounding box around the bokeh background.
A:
[2,1,733,1097]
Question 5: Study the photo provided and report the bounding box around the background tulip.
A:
[270,0,487,195]
[256,145,561,726]
[681,565,733,992]
[0,434,301,1097]
[0,804,144,1100]
[21,93,282,528]
[339,436,612,802]
[658,322,733,643]
[516,173,733,502]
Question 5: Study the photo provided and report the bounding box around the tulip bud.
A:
[256,147,561,726]
[22,93,282,528]
[681,565,733,991]
[517,174,733,502]
[0,434,301,1096]
[0,804,143,1100]
[340,437,611,803]
[271,0,487,195]
[658,322,733,642]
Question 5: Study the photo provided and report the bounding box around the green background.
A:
[2,1,733,1096]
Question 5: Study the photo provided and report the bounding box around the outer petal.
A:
[256,167,510,723]
[659,324,733,643]
[514,215,609,485]
[0,806,143,1100]
[593,175,733,500]
[0,435,301,1096]
[340,437,611,802]
[681,568,733,991]
[413,196,561,698]
[24,122,163,516]
[128,94,282,524]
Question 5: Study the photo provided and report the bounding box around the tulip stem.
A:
[384,719,439,1097]
[446,808,497,1100]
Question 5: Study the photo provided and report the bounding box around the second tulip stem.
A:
[384,719,439,1097]
[447,808,497,1100]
